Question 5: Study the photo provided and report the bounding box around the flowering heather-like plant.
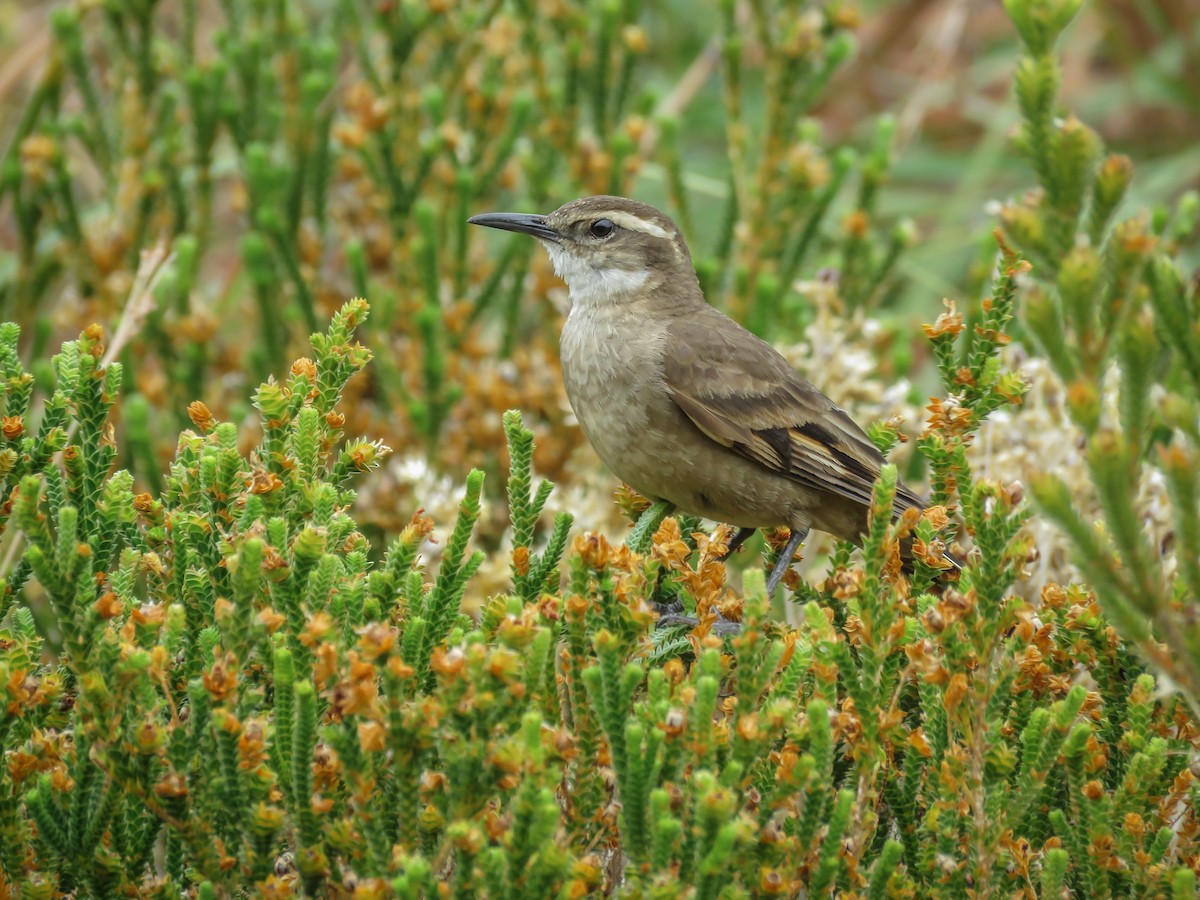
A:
[0,0,897,503]
[1,280,1196,896]
[986,0,1200,714]
[0,1,1197,896]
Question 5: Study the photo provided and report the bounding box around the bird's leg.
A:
[765,527,808,599]
[716,526,757,560]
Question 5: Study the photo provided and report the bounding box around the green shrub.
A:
[1,0,1198,897]
[0,0,896,485]
[0,274,1195,895]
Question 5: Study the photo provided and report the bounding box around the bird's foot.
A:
[715,526,757,561]
[655,608,742,637]
[651,597,685,617]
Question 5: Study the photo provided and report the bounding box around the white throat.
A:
[544,242,650,310]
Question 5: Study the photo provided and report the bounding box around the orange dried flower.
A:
[923,299,965,340]
[358,623,395,660]
[300,612,334,648]
[511,545,531,576]
[314,643,339,686]
[333,121,366,150]
[573,532,612,570]
[923,505,950,530]
[908,727,933,757]
[736,712,760,742]
[19,134,57,183]
[203,652,239,702]
[335,656,379,716]
[944,672,968,713]
[4,669,35,715]
[758,867,787,894]
[290,358,317,381]
[663,658,686,686]
[187,401,215,432]
[95,591,123,619]
[154,773,189,799]
[257,607,286,633]
[387,657,415,681]
[663,708,687,738]
[131,602,165,627]
[250,471,284,495]
[240,720,269,769]
[214,597,235,622]
[843,208,869,238]
[358,721,387,753]
[83,323,105,352]
[399,508,435,546]
[430,646,465,679]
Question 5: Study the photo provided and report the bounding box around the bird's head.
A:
[468,196,699,311]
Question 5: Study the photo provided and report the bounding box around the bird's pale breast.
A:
[559,307,833,532]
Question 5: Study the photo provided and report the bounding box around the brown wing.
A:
[663,309,925,514]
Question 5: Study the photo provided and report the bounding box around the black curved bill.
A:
[467,212,560,242]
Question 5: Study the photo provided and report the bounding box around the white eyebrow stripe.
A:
[607,212,675,241]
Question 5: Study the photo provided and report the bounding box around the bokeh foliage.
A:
[0,0,946,513]
[0,288,1195,896]
[0,0,1198,897]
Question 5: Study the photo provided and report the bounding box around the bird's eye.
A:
[589,219,615,239]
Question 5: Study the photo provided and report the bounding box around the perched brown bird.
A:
[469,195,949,598]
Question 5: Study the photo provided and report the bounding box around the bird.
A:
[468,195,953,601]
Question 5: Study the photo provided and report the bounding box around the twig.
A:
[893,0,969,152]
[0,241,175,590]
[101,240,175,368]
[636,39,722,160]
[0,8,51,100]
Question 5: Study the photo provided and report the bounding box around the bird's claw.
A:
[655,609,742,637]
[651,597,685,617]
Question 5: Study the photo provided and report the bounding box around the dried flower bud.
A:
[202,652,239,701]
[842,208,869,238]
[358,721,387,753]
[944,673,968,712]
[923,299,965,340]
[95,591,123,619]
[1122,812,1145,838]
[430,646,465,678]
[154,773,189,798]
[187,401,215,433]
[663,707,687,737]
[20,134,58,185]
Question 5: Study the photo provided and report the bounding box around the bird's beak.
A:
[467,212,560,243]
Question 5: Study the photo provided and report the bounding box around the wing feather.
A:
[663,310,925,515]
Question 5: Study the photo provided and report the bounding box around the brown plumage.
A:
[469,195,951,597]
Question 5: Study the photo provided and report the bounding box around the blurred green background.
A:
[0,0,1197,541]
